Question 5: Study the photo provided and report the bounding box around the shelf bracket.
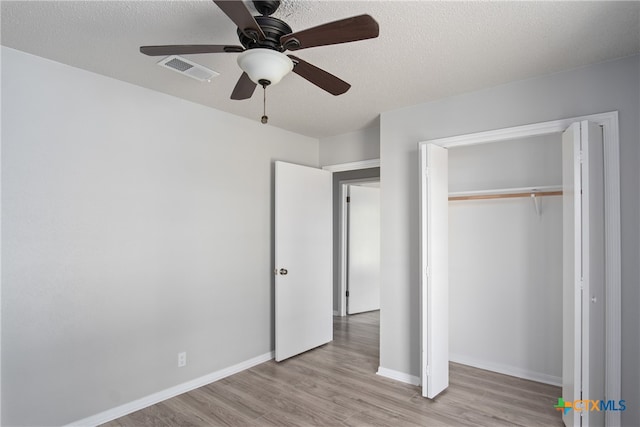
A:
[531,192,542,217]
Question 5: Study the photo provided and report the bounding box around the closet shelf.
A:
[448,185,563,202]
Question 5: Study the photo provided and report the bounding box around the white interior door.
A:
[562,121,605,426]
[347,184,380,314]
[419,143,449,398]
[275,161,332,362]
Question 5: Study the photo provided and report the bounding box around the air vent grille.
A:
[157,55,219,82]
[165,58,193,72]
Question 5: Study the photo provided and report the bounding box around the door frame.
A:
[418,111,620,425]
[323,160,381,317]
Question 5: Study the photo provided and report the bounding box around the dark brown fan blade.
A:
[213,0,265,41]
[288,55,350,96]
[231,72,257,100]
[281,14,379,51]
[140,45,244,56]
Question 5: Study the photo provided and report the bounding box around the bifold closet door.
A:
[562,121,605,427]
[419,143,449,399]
[275,161,332,362]
[562,122,581,427]
[583,121,605,427]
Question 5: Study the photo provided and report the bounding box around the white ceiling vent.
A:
[157,55,219,82]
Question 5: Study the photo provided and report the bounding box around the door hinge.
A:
[346,290,350,297]
[426,266,431,278]
[426,365,430,376]
[578,150,584,164]
[423,167,429,178]
[346,196,350,203]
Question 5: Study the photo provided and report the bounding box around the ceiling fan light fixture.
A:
[237,48,293,86]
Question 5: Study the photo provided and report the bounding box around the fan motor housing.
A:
[238,16,292,52]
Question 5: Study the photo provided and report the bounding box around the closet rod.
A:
[449,190,563,202]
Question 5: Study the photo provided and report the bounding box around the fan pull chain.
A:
[261,83,268,124]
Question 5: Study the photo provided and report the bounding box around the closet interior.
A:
[447,132,563,386]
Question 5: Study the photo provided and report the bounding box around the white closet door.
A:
[275,161,332,362]
[347,185,380,314]
[419,143,449,398]
[562,121,605,426]
[562,122,582,427]
[583,121,606,427]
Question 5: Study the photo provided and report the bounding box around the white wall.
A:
[319,119,380,166]
[379,54,639,426]
[1,47,318,426]
[448,136,563,385]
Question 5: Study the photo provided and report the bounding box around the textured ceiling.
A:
[2,1,639,139]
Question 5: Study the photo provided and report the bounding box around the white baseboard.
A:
[450,353,561,387]
[66,351,274,427]
[376,366,420,386]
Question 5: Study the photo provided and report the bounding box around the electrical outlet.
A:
[178,352,187,367]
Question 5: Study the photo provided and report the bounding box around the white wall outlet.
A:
[177,352,187,367]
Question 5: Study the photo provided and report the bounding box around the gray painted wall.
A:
[1,47,318,426]
[379,54,639,426]
[319,119,380,166]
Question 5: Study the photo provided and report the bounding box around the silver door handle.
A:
[279,268,288,275]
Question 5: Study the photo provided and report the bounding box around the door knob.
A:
[279,268,288,275]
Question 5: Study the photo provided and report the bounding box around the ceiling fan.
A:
[140,0,379,121]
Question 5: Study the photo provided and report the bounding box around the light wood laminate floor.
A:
[103,311,562,426]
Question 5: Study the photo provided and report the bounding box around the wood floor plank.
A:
[193,383,266,421]
[103,311,562,427]
[170,388,259,426]
[216,369,347,426]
